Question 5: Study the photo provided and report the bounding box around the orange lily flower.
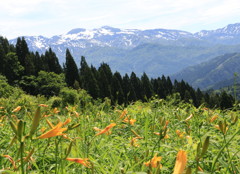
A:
[46,119,54,128]
[185,114,193,121]
[52,108,60,114]
[173,150,187,174]
[198,166,204,172]
[153,132,170,139]
[95,123,116,136]
[63,118,71,125]
[176,130,185,138]
[163,120,169,129]
[12,106,21,113]
[119,109,128,119]
[210,115,218,123]
[40,127,47,133]
[123,116,136,125]
[93,127,102,132]
[39,104,48,107]
[93,126,112,135]
[144,154,162,168]
[2,155,17,169]
[73,111,79,117]
[130,136,143,147]
[37,122,68,139]
[214,125,220,130]
[66,158,91,168]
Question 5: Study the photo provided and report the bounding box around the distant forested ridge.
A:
[0,36,236,109]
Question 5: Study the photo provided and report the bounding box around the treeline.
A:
[0,36,235,109]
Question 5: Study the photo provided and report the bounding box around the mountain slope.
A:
[194,23,240,45]
[8,23,240,77]
[171,53,240,89]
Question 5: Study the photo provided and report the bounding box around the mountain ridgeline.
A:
[171,53,240,89]
[9,23,240,78]
[0,36,235,109]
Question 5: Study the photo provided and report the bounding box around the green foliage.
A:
[60,88,79,106]
[36,71,66,97]
[65,49,80,87]
[0,36,236,109]
[2,52,24,83]
[19,71,66,97]
[48,96,62,108]
[0,75,23,98]
[0,93,239,173]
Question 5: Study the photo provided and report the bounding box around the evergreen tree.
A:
[98,63,113,82]
[0,36,10,54]
[16,37,29,67]
[111,72,125,104]
[195,88,204,107]
[45,48,62,74]
[130,72,143,100]
[184,90,192,103]
[220,91,234,109]
[152,78,166,98]
[122,74,136,103]
[33,52,43,75]
[141,72,153,100]
[166,76,173,95]
[79,56,99,99]
[65,49,80,87]
[3,52,24,84]
[24,53,36,75]
[98,67,112,99]
[0,45,5,75]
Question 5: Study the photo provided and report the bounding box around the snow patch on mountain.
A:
[9,23,240,57]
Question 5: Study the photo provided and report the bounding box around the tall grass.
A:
[0,94,239,173]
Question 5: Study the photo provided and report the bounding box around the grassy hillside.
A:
[0,84,239,173]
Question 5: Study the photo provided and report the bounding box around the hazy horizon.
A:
[1,0,240,39]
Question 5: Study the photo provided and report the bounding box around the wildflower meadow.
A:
[0,92,239,174]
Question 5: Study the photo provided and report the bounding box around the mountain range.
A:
[171,53,240,89]
[9,23,240,89]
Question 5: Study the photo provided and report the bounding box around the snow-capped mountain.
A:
[195,23,240,38]
[17,26,193,51]
[11,23,240,53]
[8,23,240,77]
[193,23,240,44]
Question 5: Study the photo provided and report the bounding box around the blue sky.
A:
[0,0,240,39]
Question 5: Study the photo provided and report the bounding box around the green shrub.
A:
[60,88,79,106]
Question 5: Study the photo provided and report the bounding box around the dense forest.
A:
[0,36,236,109]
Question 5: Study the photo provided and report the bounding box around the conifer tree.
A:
[79,56,99,98]
[122,74,136,103]
[111,72,125,104]
[98,67,112,99]
[220,91,234,109]
[141,72,154,99]
[0,36,10,54]
[0,45,5,74]
[130,72,143,100]
[3,52,24,84]
[24,53,36,75]
[166,76,173,94]
[65,49,80,87]
[16,37,29,67]
[45,48,62,74]
[33,52,42,75]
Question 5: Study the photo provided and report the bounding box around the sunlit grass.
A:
[0,94,239,173]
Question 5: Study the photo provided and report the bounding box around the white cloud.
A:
[0,0,240,38]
